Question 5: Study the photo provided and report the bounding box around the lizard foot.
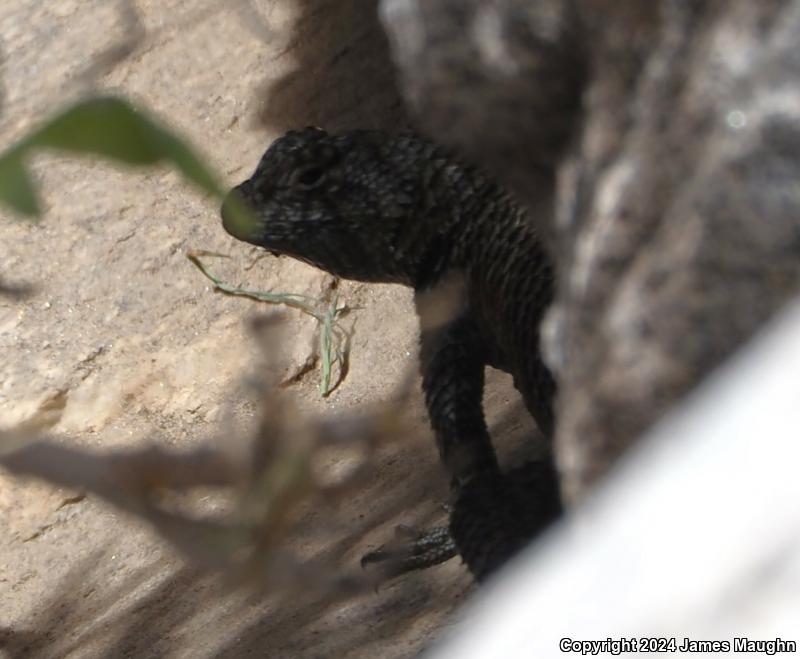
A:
[360,523,458,580]
[450,458,562,581]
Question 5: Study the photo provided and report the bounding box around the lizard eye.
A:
[291,165,327,190]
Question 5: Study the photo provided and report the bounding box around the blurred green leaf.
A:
[0,95,224,219]
[0,150,40,217]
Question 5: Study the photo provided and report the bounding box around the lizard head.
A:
[221,127,450,285]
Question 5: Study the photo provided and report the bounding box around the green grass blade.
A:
[188,251,349,396]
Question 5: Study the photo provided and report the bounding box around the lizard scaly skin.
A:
[221,127,561,581]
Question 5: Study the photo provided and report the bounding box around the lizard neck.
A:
[405,163,523,290]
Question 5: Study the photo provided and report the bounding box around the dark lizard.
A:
[221,127,561,581]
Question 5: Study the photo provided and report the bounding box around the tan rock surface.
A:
[0,2,535,656]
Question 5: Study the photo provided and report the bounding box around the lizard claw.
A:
[360,524,458,579]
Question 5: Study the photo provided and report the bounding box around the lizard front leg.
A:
[422,313,562,580]
[420,314,498,488]
[360,312,489,579]
[363,306,561,581]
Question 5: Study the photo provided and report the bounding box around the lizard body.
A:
[221,128,560,580]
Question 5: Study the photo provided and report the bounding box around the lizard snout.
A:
[220,186,259,244]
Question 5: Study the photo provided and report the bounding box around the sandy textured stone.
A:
[0,2,491,656]
[381,0,800,500]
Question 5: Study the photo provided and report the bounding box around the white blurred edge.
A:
[430,297,800,658]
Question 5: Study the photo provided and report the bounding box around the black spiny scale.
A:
[222,128,560,581]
